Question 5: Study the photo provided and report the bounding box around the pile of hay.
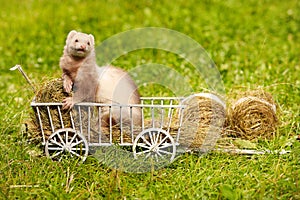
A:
[225,90,278,140]
[178,93,226,150]
[35,78,72,103]
[28,78,73,142]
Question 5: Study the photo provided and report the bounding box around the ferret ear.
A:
[66,30,77,42]
[89,34,95,46]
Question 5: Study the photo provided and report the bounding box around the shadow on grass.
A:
[91,145,177,173]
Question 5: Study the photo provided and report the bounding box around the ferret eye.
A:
[87,42,90,45]
[75,39,79,42]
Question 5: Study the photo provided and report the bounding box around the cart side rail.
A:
[30,97,186,146]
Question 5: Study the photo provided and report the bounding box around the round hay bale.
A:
[227,90,278,140]
[179,93,226,150]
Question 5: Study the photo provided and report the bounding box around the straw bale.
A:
[178,93,226,150]
[226,90,278,140]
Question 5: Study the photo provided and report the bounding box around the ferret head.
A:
[65,30,95,58]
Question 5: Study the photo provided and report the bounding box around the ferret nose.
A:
[80,45,86,49]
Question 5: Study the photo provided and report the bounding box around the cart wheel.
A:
[133,128,176,162]
[45,128,88,162]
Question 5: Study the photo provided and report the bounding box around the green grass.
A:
[0,0,299,199]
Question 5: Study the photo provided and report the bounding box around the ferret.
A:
[59,30,142,126]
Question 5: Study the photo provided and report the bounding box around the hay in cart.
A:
[35,78,72,103]
[225,89,278,140]
[28,78,73,142]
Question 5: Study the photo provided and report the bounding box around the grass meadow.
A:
[0,0,299,199]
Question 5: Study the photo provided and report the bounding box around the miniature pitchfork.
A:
[10,64,36,92]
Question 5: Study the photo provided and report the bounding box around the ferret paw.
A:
[62,97,74,110]
[63,79,73,93]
